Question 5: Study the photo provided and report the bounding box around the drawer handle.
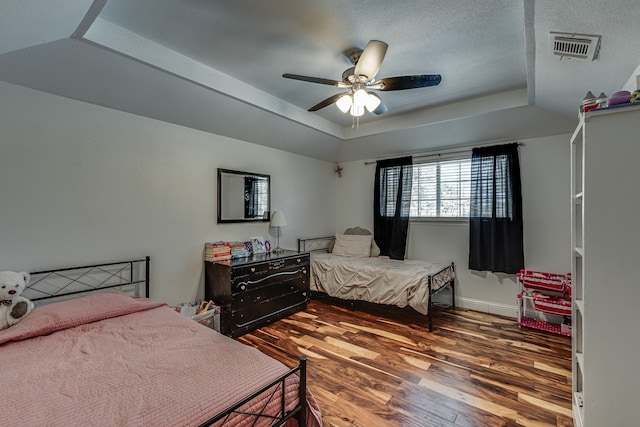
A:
[238,269,304,288]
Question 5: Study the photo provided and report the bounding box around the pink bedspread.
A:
[0,292,322,426]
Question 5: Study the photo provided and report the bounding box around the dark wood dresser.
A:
[204,250,310,338]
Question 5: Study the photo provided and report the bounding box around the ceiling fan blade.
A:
[374,74,442,91]
[283,73,342,86]
[308,93,345,111]
[354,40,388,81]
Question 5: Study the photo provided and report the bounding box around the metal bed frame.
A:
[298,236,456,332]
[200,356,307,427]
[21,256,310,427]
[24,257,151,303]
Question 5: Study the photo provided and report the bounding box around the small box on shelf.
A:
[561,316,572,335]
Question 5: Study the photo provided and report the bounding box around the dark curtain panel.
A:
[374,156,413,260]
[244,177,258,218]
[468,143,524,273]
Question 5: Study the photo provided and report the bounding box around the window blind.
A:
[410,158,471,218]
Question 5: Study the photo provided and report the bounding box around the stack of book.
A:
[229,241,250,258]
[204,242,231,261]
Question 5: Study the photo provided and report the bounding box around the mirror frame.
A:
[217,168,271,223]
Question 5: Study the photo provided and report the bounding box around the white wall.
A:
[0,82,336,305]
[334,134,571,317]
[0,80,572,316]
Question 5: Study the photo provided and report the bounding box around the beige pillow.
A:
[332,234,372,257]
[369,240,381,257]
[344,227,380,257]
[344,226,371,236]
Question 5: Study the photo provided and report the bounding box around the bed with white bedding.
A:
[298,234,455,331]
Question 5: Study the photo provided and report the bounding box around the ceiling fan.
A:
[283,40,442,118]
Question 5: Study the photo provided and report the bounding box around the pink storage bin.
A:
[517,269,568,295]
[531,291,572,316]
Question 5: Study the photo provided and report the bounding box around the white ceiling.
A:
[1,0,639,162]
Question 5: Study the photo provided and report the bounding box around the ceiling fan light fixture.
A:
[352,88,369,108]
[350,104,365,117]
[371,102,388,115]
[336,94,352,113]
[365,93,382,112]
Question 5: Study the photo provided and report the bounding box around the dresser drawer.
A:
[232,290,307,329]
[233,278,307,306]
[232,255,308,281]
[232,265,307,294]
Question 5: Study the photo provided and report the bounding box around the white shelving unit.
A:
[570,104,640,427]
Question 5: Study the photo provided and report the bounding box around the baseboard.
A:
[314,289,518,319]
[434,294,517,318]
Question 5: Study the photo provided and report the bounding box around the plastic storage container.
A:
[517,269,571,336]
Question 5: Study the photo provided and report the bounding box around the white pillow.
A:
[343,226,380,257]
[332,234,372,258]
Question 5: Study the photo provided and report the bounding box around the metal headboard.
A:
[297,236,335,253]
[23,256,150,304]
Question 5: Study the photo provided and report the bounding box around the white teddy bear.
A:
[0,271,34,331]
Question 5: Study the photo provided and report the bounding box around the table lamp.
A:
[270,211,287,253]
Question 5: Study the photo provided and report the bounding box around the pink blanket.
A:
[0,292,321,426]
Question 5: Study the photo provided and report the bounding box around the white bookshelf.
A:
[570,103,640,426]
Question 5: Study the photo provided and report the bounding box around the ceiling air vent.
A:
[550,32,601,60]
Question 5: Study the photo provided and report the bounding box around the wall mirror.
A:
[217,168,270,223]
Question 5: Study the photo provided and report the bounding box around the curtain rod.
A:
[363,142,525,165]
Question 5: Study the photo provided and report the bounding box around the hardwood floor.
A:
[237,299,573,427]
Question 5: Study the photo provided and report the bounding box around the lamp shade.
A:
[270,211,287,227]
[352,88,368,107]
[365,92,381,112]
[336,94,352,113]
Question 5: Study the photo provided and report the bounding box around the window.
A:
[410,158,471,218]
